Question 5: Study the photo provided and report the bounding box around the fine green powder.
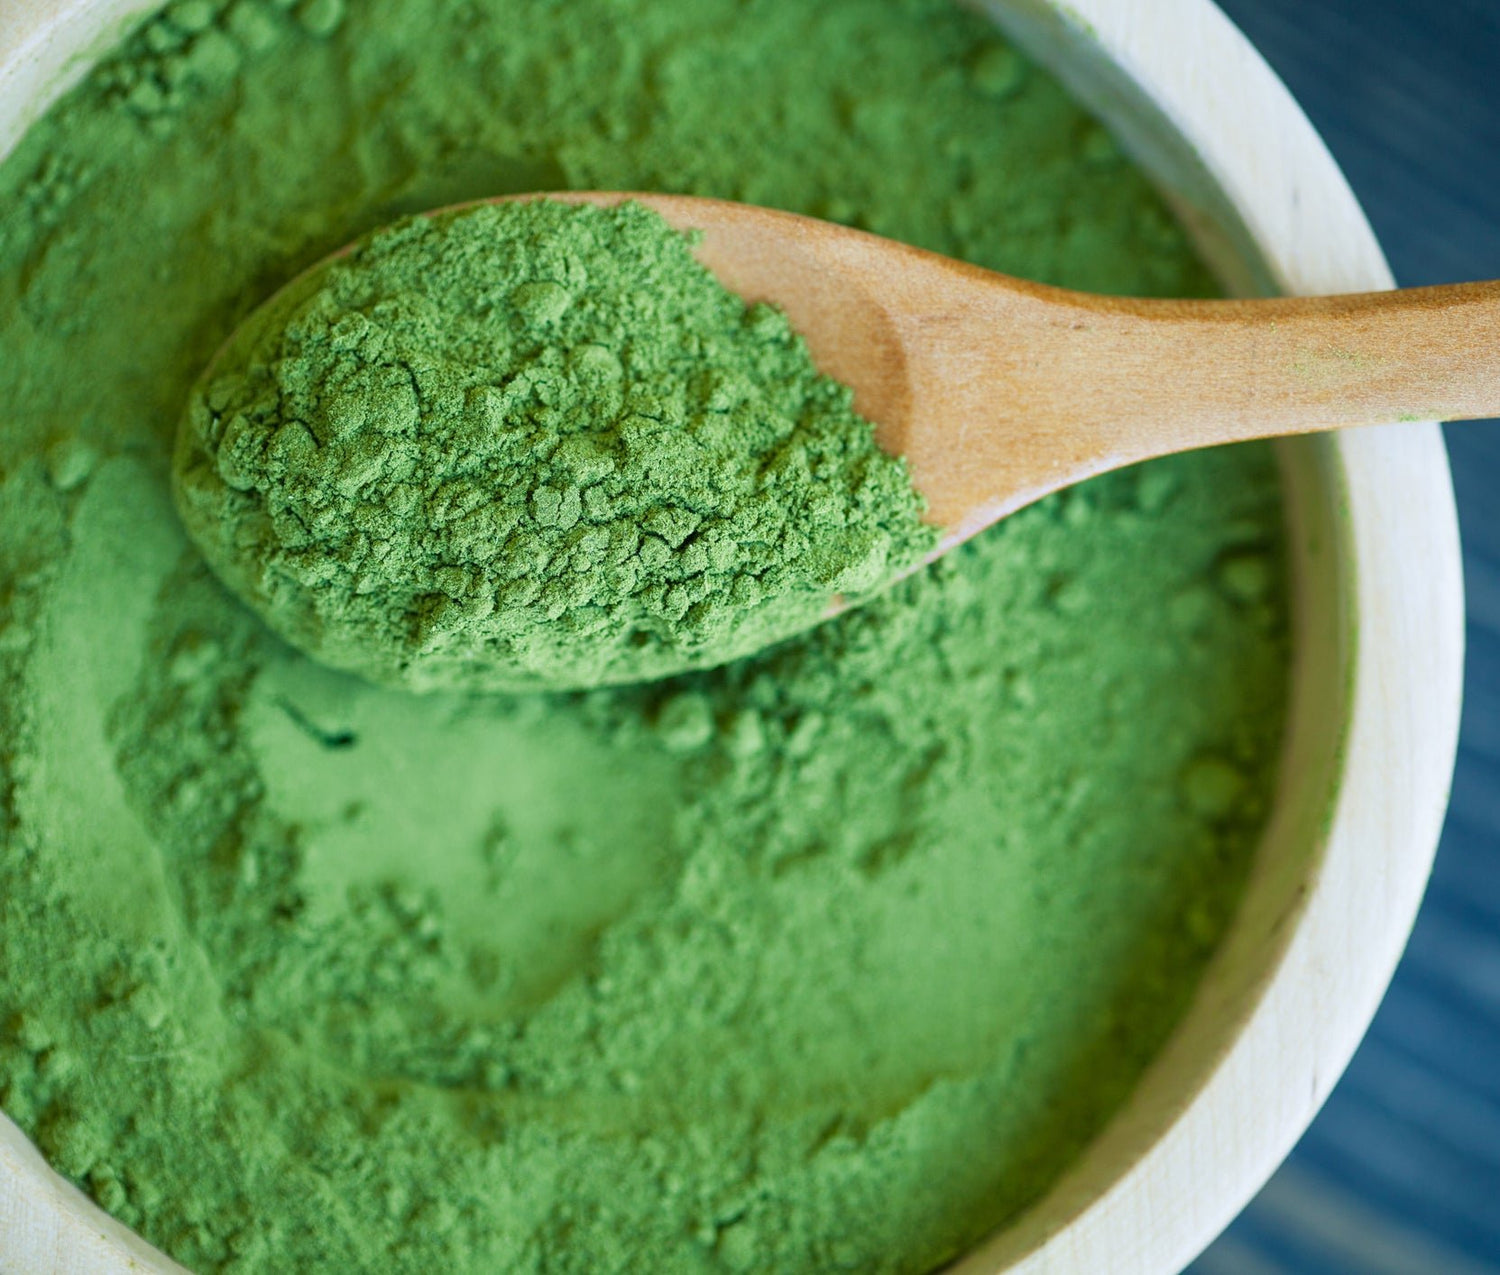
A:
[0,2,1290,1273]
[175,200,931,692]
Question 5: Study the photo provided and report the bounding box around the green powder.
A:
[0,2,1289,1272]
[176,200,930,692]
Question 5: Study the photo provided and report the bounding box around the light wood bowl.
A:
[0,1,1465,1272]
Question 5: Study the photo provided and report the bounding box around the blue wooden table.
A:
[1191,2,1500,1271]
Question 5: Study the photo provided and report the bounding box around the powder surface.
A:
[0,2,1289,1273]
[176,200,930,692]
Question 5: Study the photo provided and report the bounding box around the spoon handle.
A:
[1092,279,1500,446]
[897,272,1500,534]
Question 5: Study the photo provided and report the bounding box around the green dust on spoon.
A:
[174,199,934,693]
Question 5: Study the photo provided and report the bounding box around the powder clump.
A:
[175,199,932,692]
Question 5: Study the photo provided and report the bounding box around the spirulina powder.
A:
[0,2,1289,1273]
[175,199,932,692]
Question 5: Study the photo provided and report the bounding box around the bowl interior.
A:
[0,3,1462,1274]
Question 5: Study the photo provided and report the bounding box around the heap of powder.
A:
[0,1,1288,1272]
[175,200,932,692]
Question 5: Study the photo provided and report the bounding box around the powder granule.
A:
[175,200,932,692]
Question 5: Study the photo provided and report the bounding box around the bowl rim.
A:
[950,1,1464,1272]
[0,2,1466,1274]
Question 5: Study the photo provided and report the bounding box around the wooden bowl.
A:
[0,1,1465,1272]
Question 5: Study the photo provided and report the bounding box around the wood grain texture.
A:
[0,2,1466,1274]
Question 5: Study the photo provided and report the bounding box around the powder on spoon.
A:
[175,199,931,692]
[0,1,1290,1272]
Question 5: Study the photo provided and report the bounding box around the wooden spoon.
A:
[190,191,1490,688]
[532,191,1496,554]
